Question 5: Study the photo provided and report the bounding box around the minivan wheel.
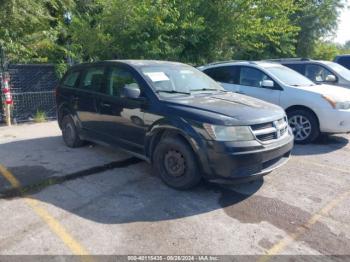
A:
[287,109,319,144]
[153,137,202,190]
[61,115,84,148]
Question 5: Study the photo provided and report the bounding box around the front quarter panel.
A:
[279,87,324,112]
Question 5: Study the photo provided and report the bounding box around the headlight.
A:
[322,95,350,110]
[203,124,254,141]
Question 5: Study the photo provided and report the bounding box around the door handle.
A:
[101,102,111,107]
[236,91,245,94]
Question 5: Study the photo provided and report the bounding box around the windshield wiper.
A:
[155,90,191,95]
[190,88,226,92]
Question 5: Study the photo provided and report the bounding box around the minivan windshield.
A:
[267,66,315,86]
[140,65,224,96]
[324,61,350,81]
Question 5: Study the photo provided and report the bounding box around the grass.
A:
[34,110,47,123]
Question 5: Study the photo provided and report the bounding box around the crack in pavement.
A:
[0,157,143,199]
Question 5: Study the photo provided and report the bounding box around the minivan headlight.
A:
[322,95,350,110]
[203,124,254,141]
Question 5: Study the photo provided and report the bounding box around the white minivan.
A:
[199,61,350,143]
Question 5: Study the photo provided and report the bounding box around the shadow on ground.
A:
[2,136,350,255]
[0,136,263,224]
[292,134,349,156]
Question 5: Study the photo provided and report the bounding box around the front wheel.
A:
[287,109,319,144]
[152,137,202,190]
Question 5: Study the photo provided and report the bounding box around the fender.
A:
[144,116,212,175]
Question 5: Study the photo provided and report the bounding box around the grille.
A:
[257,133,276,141]
[251,117,289,143]
[251,122,273,131]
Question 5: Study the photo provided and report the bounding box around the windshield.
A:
[324,61,350,81]
[140,65,224,96]
[267,66,315,86]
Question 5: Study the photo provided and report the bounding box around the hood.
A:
[164,92,285,126]
[290,84,350,102]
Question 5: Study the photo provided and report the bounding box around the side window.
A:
[63,71,80,88]
[204,66,238,84]
[338,57,350,69]
[284,63,305,74]
[239,67,271,88]
[107,67,140,97]
[305,64,332,82]
[81,67,105,92]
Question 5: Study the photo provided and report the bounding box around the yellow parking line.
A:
[0,165,21,188]
[257,190,350,262]
[0,164,91,258]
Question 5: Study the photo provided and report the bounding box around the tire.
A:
[287,109,320,144]
[152,137,202,190]
[61,115,84,148]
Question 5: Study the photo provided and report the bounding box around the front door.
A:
[97,65,147,155]
[236,66,281,105]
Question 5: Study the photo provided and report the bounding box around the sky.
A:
[333,1,350,44]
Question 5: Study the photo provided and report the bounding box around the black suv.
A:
[56,60,293,189]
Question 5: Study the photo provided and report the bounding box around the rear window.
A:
[81,67,105,92]
[282,63,305,74]
[63,71,80,87]
[204,66,239,84]
[336,56,350,69]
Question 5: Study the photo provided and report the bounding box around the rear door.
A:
[75,65,106,135]
[236,66,281,105]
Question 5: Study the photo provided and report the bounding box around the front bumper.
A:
[199,134,294,183]
[318,108,350,133]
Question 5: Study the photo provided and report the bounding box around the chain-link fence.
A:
[1,64,59,123]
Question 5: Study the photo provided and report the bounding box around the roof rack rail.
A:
[205,60,243,66]
[205,60,256,66]
[266,58,311,62]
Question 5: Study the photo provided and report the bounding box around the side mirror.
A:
[325,74,337,82]
[261,80,275,88]
[122,84,141,99]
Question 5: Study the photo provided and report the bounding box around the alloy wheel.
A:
[289,115,312,141]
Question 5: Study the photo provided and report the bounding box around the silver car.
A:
[270,58,350,89]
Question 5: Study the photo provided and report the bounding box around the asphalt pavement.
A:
[0,122,349,259]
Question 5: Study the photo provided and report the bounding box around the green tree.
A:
[0,0,347,67]
[292,0,345,58]
[0,0,73,63]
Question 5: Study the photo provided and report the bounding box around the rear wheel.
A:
[152,137,202,190]
[61,115,84,148]
[287,109,319,144]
